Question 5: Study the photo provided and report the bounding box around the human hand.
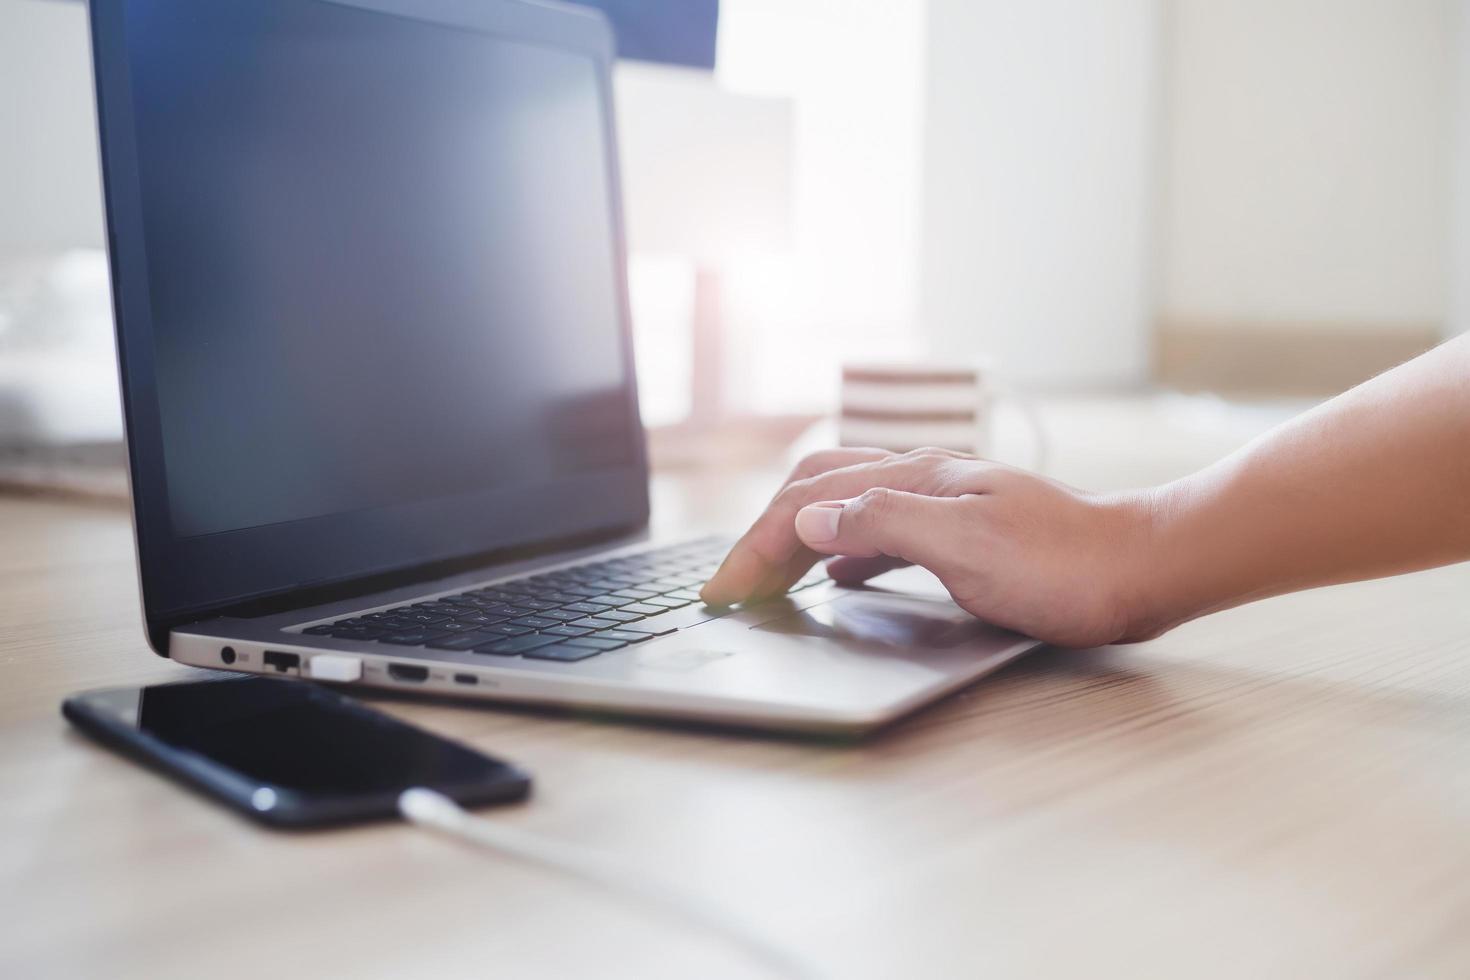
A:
[699,448,1163,648]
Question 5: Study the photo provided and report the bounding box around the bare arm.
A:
[1132,331,1470,637]
[701,335,1470,647]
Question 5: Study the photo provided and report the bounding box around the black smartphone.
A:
[63,674,531,827]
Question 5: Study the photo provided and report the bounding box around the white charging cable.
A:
[398,789,821,980]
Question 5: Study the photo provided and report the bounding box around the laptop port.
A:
[388,663,429,683]
[453,673,478,686]
[262,650,299,673]
[220,646,237,665]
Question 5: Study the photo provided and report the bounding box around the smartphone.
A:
[63,674,531,827]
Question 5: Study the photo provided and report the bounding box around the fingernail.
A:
[795,502,843,544]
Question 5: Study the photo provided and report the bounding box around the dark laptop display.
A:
[91,0,647,644]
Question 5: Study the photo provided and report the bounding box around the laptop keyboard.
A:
[298,537,828,664]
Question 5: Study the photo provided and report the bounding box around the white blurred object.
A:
[837,360,1048,471]
[716,0,927,418]
[614,63,792,426]
[0,249,123,446]
[839,363,994,454]
[614,62,791,260]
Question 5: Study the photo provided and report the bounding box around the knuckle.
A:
[884,449,949,489]
[854,486,894,520]
[881,453,923,475]
[902,446,966,463]
[775,477,817,509]
[750,530,790,564]
[789,450,835,480]
[928,460,967,494]
[790,447,887,482]
[897,447,946,467]
[949,458,1005,492]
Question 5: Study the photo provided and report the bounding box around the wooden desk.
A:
[3,398,1469,979]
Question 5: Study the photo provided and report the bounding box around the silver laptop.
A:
[91,0,1040,734]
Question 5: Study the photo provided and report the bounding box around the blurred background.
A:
[2,0,1467,488]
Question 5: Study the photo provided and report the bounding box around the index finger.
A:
[701,450,983,605]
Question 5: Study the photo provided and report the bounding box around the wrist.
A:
[1106,480,1200,642]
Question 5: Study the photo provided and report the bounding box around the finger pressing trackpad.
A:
[752,592,994,649]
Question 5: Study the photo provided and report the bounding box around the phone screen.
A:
[64,676,530,826]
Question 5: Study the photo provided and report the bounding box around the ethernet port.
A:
[262,651,300,673]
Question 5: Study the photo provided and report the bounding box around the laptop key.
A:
[473,590,523,603]
[559,636,628,651]
[536,608,586,622]
[475,633,563,656]
[510,616,560,629]
[557,585,605,598]
[381,630,453,646]
[616,622,678,637]
[492,604,542,617]
[568,617,618,630]
[426,631,499,651]
[411,601,462,613]
[492,582,537,595]
[402,611,450,625]
[598,609,644,623]
[562,601,613,615]
[643,596,692,609]
[463,597,512,611]
[435,620,482,632]
[542,624,593,638]
[523,644,602,662]
[620,603,669,616]
[330,627,385,640]
[597,630,651,644]
[456,613,511,627]
[372,621,419,635]
[586,594,637,608]
[582,579,630,592]
[481,623,535,638]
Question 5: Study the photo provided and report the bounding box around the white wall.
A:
[1449,0,1470,338]
[1160,0,1453,333]
[0,0,105,259]
[918,0,1161,386]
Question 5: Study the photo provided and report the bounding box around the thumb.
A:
[794,488,952,567]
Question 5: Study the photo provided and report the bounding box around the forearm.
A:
[1132,334,1470,637]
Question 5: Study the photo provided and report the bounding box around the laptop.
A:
[90,0,1041,733]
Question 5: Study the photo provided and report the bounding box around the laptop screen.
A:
[95,0,648,629]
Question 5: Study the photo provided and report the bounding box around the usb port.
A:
[262,651,300,673]
[388,663,429,683]
[453,673,478,686]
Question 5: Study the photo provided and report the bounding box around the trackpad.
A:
[753,591,995,649]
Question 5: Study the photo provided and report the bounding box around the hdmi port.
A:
[388,663,429,683]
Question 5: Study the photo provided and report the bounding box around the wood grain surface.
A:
[3,397,1468,980]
